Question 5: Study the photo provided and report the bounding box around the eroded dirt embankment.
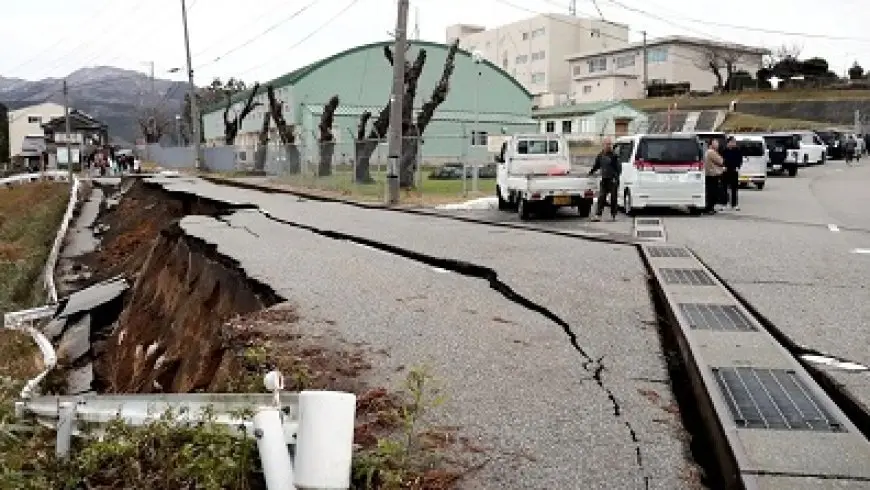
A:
[81,179,281,393]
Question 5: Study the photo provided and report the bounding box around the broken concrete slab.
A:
[56,314,91,363]
[56,277,128,320]
[66,363,94,395]
[43,318,67,341]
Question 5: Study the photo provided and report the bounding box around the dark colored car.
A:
[814,129,846,160]
[429,162,497,180]
[763,134,799,177]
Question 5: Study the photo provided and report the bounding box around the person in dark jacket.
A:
[588,137,621,221]
[719,136,743,211]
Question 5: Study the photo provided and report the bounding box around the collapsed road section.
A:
[40,175,705,489]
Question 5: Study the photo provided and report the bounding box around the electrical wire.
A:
[233,0,362,79]
[194,0,320,70]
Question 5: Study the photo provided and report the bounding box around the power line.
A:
[606,0,870,43]
[195,0,320,70]
[233,0,362,79]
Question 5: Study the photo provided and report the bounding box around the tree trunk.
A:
[399,134,419,188]
[318,141,335,177]
[284,144,301,174]
[353,140,378,183]
[253,112,271,172]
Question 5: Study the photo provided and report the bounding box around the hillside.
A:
[627,89,870,127]
[0,67,188,144]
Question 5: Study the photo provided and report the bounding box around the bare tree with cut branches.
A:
[353,105,390,183]
[223,82,261,145]
[266,85,300,174]
[317,95,340,177]
[137,106,172,144]
[253,112,271,172]
[694,45,747,93]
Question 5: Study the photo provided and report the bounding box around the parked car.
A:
[733,135,768,189]
[814,129,846,160]
[788,131,827,165]
[762,133,799,177]
[429,162,497,180]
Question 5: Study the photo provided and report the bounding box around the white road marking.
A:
[828,224,840,232]
[430,267,450,274]
[851,248,870,255]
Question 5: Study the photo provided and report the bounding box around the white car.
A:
[733,135,768,190]
[613,134,706,215]
[788,131,827,166]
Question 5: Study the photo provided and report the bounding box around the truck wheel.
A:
[820,153,826,164]
[577,199,593,218]
[756,182,765,190]
[787,166,798,177]
[518,198,531,220]
[496,186,510,210]
[623,189,636,216]
[803,154,809,166]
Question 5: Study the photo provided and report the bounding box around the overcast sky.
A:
[2,0,868,85]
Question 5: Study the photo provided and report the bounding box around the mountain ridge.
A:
[0,66,188,144]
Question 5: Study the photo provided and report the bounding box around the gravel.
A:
[161,182,697,489]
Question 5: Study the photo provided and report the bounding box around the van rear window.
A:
[638,138,701,162]
[517,140,559,155]
[764,136,798,150]
[737,141,765,157]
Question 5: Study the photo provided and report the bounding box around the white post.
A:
[254,407,295,490]
[294,391,356,489]
[56,401,76,458]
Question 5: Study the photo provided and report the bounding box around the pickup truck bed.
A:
[498,173,599,220]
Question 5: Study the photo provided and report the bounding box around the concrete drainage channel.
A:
[62,176,870,488]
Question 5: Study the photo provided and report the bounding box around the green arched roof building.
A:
[201,40,537,164]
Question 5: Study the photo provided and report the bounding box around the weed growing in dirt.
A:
[352,365,453,489]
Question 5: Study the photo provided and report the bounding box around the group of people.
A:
[703,137,742,214]
[87,150,140,176]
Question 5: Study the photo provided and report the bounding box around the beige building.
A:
[7,102,66,158]
[566,36,768,103]
[446,14,629,105]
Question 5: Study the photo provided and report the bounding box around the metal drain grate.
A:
[647,246,689,258]
[635,218,661,226]
[636,230,664,238]
[659,268,714,285]
[712,367,843,432]
[679,303,757,331]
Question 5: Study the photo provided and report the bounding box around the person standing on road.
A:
[588,137,621,222]
[844,135,857,165]
[704,138,725,214]
[720,136,743,211]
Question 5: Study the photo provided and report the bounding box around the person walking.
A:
[588,137,621,221]
[844,135,857,165]
[720,136,743,211]
[704,138,725,214]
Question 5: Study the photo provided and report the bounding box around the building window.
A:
[587,58,607,73]
[515,54,528,64]
[591,28,601,37]
[646,48,668,63]
[27,116,41,124]
[530,72,546,84]
[522,32,529,40]
[531,27,545,38]
[545,121,555,133]
[471,131,488,146]
[616,55,635,69]
[572,64,584,76]
[531,51,546,61]
[583,85,592,94]
[562,120,572,133]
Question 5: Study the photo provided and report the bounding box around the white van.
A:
[790,131,827,165]
[734,135,768,190]
[613,134,706,215]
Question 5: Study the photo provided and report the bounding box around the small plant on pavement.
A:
[352,365,450,489]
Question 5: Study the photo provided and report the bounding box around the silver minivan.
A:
[734,135,768,190]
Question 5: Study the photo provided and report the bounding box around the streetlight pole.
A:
[386,0,410,205]
[180,0,202,169]
[175,114,182,146]
[472,51,482,193]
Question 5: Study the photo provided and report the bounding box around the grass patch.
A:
[627,88,870,112]
[719,112,829,132]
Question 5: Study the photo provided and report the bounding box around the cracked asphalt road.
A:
[149,177,698,489]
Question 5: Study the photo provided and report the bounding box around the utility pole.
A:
[386,0,409,205]
[63,79,73,179]
[641,31,648,98]
[180,0,202,169]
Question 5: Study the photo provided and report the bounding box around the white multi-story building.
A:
[7,102,65,158]
[566,36,768,103]
[446,14,629,106]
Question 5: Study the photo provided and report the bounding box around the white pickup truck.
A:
[494,134,598,220]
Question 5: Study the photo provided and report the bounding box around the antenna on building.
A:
[569,0,576,15]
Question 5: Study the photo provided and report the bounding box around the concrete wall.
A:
[138,144,237,172]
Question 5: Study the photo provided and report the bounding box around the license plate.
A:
[739,176,749,181]
[661,174,680,182]
[553,196,571,206]
[773,165,782,170]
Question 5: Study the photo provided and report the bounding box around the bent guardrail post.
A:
[56,402,75,459]
[255,407,295,489]
[295,391,357,489]
[3,306,59,399]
